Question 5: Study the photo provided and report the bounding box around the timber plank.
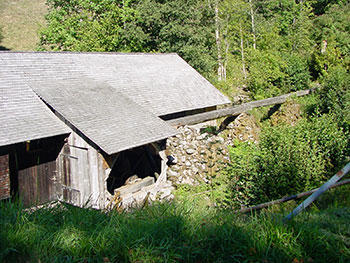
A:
[115,176,155,196]
[167,89,313,126]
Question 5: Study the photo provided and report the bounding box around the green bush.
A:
[318,66,350,128]
[226,114,348,208]
[247,49,286,99]
[281,53,311,92]
[246,51,311,99]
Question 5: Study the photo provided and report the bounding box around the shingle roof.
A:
[0,76,70,147]
[1,52,230,115]
[0,52,229,154]
[71,53,231,116]
[29,79,177,155]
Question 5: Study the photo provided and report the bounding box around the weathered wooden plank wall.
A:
[13,136,65,207]
[18,161,56,206]
[58,131,112,209]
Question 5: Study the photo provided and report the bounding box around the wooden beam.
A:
[238,179,350,214]
[167,89,313,127]
[114,176,155,196]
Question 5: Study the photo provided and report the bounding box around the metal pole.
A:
[285,162,350,221]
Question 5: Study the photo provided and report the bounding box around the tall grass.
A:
[1,199,350,263]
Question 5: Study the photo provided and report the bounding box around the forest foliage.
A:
[39,0,350,99]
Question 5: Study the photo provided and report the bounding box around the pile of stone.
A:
[165,113,259,186]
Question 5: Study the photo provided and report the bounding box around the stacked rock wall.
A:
[166,113,259,186]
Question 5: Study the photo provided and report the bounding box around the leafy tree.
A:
[39,0,216,74]
[217,0,314,98]
[319,66,350,129]
[310,1,350,78]
[39,0,143,52]
[281,53,310,92]
[246,49,286,99]
[132,0,216,74]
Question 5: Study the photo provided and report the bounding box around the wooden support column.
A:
[0,154,10,200]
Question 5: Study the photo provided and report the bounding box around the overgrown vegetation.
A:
[1,199,350,263]
[318,66,350,129]
[221,60,350,208]
[226,111,349,208]
[38,0,350,98]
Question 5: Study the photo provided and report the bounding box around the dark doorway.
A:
[106,144,161,194]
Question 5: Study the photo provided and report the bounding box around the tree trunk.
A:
[215,0,225,81]
[240,22,247,80]
[249,0,256,50]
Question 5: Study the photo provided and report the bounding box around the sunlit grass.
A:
[1,197,350,263]
[0,0,47,51]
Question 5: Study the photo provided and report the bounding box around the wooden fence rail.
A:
[238,179,350,214]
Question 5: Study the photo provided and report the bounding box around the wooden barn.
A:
[0,52,230,208]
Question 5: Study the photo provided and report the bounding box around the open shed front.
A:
[57,131,167,209]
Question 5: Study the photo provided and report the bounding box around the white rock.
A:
[197,133,207,140]
[217,137,225,143]
[182,177,193,185]
[160,187,172,199]
[186,148,196,155]
[168,169,178,177]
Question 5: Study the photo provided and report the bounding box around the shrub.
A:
[318,66,350,128]
[247,49,286,99]
[226,113,348,208]
[281,53,311,92]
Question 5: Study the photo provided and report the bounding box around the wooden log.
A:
[167,89,313,126]
[114,176,155,196]
[238,179,350,214]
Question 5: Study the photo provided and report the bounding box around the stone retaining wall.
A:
[166,113,259,186]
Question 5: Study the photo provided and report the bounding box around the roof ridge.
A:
[0,51,179,56]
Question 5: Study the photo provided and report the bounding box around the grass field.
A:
[1,197,350,263]
[0,0,47,51]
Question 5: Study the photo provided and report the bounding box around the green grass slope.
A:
[1,196,350,263]
[0,0,47,51]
